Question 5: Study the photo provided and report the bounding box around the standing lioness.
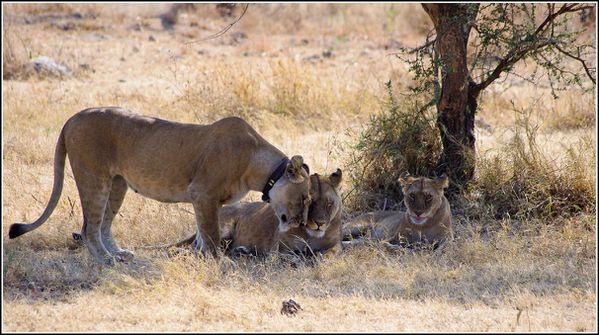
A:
[9,108,312,265]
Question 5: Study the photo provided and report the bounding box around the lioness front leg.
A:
[100,176,134,262]
[319,243,342,259]
[191,197,221,257]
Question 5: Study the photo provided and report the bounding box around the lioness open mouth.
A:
[409,215,428,225]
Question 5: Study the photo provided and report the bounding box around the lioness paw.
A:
[113,249,135,262]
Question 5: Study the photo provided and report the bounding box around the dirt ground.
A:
[2,3,596,332]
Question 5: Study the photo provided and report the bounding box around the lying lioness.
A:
[173,169,343,258]
[9,107,312,265]
[343,173,453,252]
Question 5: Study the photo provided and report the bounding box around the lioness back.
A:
[64,108,263,203]
[342,210,403,241]
[223,202,280,255]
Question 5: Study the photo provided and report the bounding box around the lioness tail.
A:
[9,129,67,239]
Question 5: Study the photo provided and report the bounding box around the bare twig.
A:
[552,43,596,84]
[186,3,249,45]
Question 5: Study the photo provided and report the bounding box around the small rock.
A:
[303,54,321,63]
[322,49,333,58]
[216,3,236,18]
[132,46,140,53]
[78,63,95,73]
[30,56,72,77]
[129,23,142,31]
[84,33,109,42]
[159,11,177,30]
[281,299,303,316]
[53,21,75,31]
[230,31,247,44]
[148,35,156,42]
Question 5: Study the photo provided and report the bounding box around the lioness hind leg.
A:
[74,173,114,265]
[100,176,134,262]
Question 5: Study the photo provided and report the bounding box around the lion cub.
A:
[175,169,343,258]
[343,173,452,252]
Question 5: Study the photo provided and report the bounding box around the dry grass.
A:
[2,3,597,332]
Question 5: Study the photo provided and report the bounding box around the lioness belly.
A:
[123,176,191,203]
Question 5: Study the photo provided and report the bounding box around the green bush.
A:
[344,81,442,211]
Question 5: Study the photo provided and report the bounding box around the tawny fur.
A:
[173,169,343,258]
[10,107,312,265]
[342,174,453,252]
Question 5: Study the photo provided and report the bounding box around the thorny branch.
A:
[552,43,596,84]
[186,3,250,45]
[474,3,595,92]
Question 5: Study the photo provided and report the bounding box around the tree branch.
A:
[475,40,552,92]
[552,43,596,84]
[186,3,249,45]
[474,3,593,92]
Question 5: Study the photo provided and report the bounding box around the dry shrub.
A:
[545,91,596,131]
[174,58,377,129]
[234,3,430,42]
[475,108,596,220]
[344,81,441,212]
[2,21,29,80]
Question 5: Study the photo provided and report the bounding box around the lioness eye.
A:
[425,194,432,201]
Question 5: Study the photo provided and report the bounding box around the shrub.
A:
[344,81,442,212]
[474,108,596,220]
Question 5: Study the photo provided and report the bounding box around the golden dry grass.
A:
[2,3,597,332]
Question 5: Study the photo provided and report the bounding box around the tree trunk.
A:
[422,4,480,191]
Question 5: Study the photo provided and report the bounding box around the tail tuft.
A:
[9,223,29,239]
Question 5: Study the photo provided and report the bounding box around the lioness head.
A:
[269,155,312,232]
[304,169,343,238]
[398,172,449,226]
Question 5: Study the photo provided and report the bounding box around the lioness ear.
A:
[434,173,449,189]
[329,168,342,188]
[301,163,310,175]
[286,155,307,183]
[398,171,410,187]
